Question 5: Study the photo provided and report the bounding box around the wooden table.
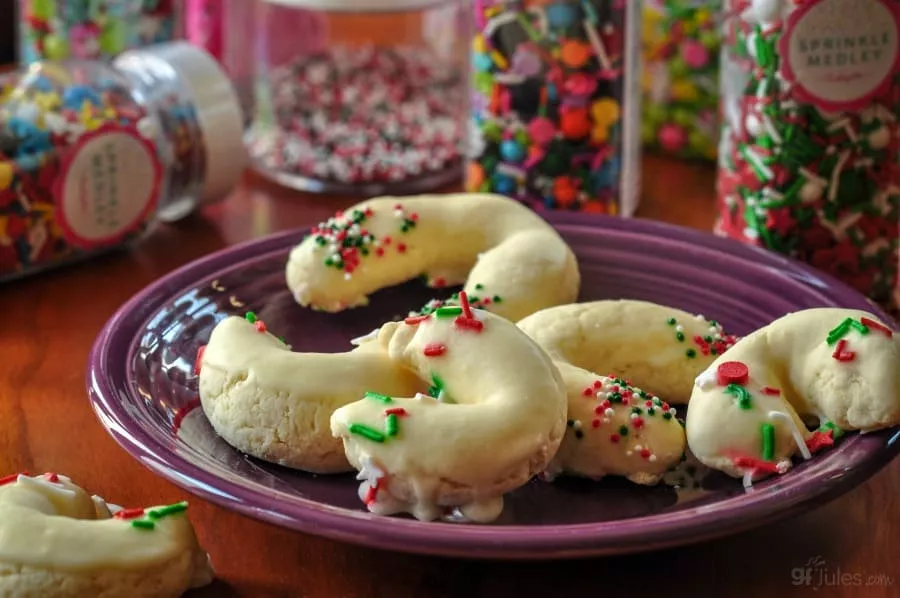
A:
[1,155,897,598]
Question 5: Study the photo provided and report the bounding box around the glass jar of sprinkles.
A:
[642,0,721,161]
[717,0,900,313]
[0,42,245,282]
[18,0,183,65]
[465,0,642,215]
[246,0,468,195]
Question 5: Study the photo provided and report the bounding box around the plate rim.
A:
[87,212,900,558]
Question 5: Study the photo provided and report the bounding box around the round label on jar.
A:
[780,0,900,111]
[55,124,162,249]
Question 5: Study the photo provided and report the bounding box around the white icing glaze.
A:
[286,193,581,322]
[0,473,212,596]
[686,309,900,479]
[331,308,567,523]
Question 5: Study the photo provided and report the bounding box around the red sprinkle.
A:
[113,507,146,520]
[861,317,894,338]
[423,343,447,357]
[384,407,408,416]
[255,321,267,333]
[582,387,594,397]
[806,430,835,454]
[610,434,621,443]
[44,472,59,483]
[592,419,601,428]
[458,291,474,319]
[433,277,446,288]
[194,345,206,376]
[594,405,606,415]
[640,448,652,459]
[761,386,781,396]
[733,456,781,474]
[832,339,856,362]
[632,417,645,429]
[717,361,749,386]
[404,315,430,325]
[397,243,407,253]
[375,247,385,257]
[173,397,203,433]
[364,480,382,506]
[593,380,602,389]
[454,316,484,332]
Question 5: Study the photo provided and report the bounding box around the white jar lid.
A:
[116,42,246,204]
[263,0,447,12]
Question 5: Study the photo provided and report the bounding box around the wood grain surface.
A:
[1,155,897,598]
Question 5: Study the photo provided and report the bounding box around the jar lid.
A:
[115,42,246,205]
[263,0,446,12]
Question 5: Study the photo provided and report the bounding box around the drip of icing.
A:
[742,470,754,489]
[767,410,812,460]
[447,496,505,524]
[349,328,379,346]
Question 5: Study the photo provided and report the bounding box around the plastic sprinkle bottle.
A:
[0,42,245,282]
[717,0,900,312]
[18,0,182,64]
[466,0,642,215]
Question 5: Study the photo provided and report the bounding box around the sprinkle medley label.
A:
[781,0,900,111]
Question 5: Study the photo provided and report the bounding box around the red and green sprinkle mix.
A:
[348,399,413,443]
[666,314,737,359]
[118,501,189,531]
[408,285,503,319]
[307,204,418,276]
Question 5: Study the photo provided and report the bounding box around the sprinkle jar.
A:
[18,0,182,64]
[641,0,721,160]
[246,0,468,195]
[716,0,900,313]
[0,42,245,282]
[465,0,642,215]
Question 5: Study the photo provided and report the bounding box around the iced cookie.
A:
[197,312,422,473]
[0,473,212,598]
[686,309,900,486]
[330,293,567,523]
[285,193,580,322]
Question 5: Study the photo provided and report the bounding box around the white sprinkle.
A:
[573,420,583,431]
[596,391,607,400]
[649,455,658,463]
[768,410,812,460]
[634,444,643,451]
[743,471,754,489]
[604,408,615,417]
[675,325,684,333]
[626,451,633,457]
[827,150,851,203]
[695,367,718,390]
[630,413,639,420]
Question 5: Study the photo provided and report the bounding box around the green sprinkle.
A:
[348,424,386,443]
[761,423,775,461]
[618,425,629,437]
[647,408,656,416]
[724,384,753,410]
[663,412,673,420]
[666,318,676,326]
[428,373,446,400]
[631,407,643,415]
[703,336,713,343]
[385,414,399,437]
[148,501,189,520]
[850,320,870,335]
[492,295,503,303]
[686,349,697,358]
[676,332,685,342]
[826,318,854,345]
[567,419,574,427]
[819,421,845,439]
[245,312,257,323]
[475,284,484,290]
[434,306,463,318]
[131,519,155,530]
[364,391,393,404]
[609,392,623,403]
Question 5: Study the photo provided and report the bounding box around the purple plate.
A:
[88,213,900,559]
